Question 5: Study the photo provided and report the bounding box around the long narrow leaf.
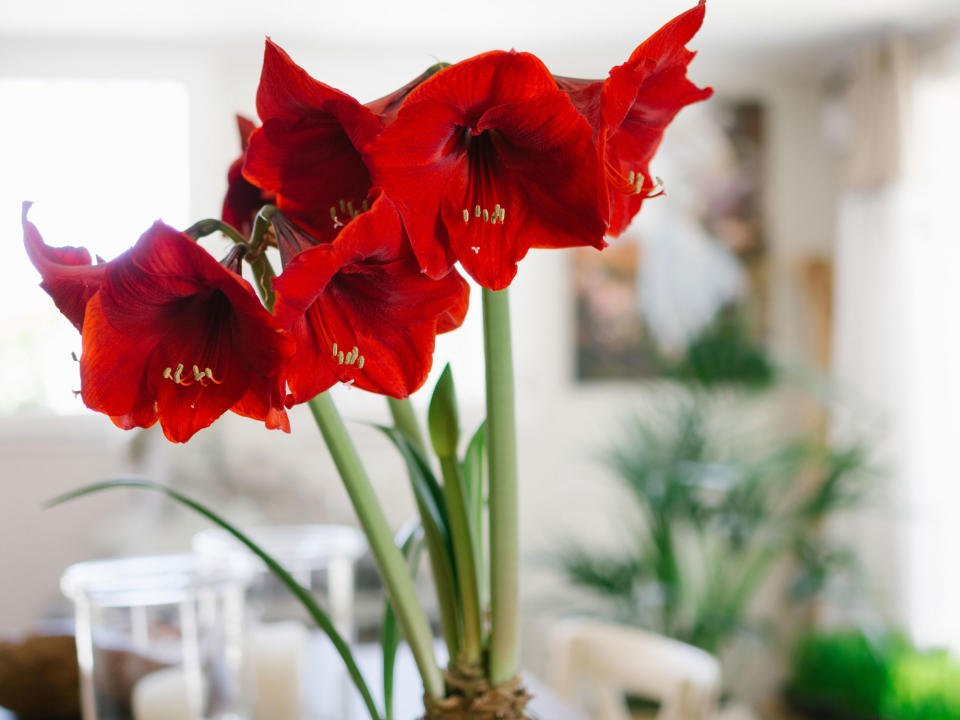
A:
[462,421,486,557]
[382,521,425,720]
[372,423,462,659]
[373,425,450,546]
[46,478,382,720]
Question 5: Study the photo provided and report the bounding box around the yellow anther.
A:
[462,208,470,223]
[362,199,369,212]
[627,170,635,185]
[163,367,173,380]
[474,205,481,218]
[205,368,223,385]
[332,342,338,357]
[358,356,365,370]
[499,207,506,222]
[330,206,337,220]
[347,200,356,217]
[483,208,490,222]
[339,199,346,213]
[338,350,344,365]
[192,365,204,382]
[173,363,185,384]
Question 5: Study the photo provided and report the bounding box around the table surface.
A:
[0,638,586,720]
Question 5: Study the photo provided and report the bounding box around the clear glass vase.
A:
[191,525,367,720]
[61,554,252,720]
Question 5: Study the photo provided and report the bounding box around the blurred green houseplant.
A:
[786,629,960,720]
[555,392,868,655]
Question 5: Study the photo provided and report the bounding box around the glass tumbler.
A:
[61,554,251,720]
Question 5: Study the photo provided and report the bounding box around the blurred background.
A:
[3,0,960,717]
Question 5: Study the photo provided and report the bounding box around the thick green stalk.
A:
[387,397,428,457]
[482,287,519,684]
[309,393,444,700]
[439,456,483,667]
[387,398,462,659]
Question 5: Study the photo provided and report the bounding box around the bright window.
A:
[0,78,190,414]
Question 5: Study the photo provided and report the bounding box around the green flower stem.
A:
[388,398,463,663]
[387,397,428,457]
[183,218,247,246]
[482,287,519,684]
[308,393,444,701]
[248,207,277,312]
[438,455,483,667]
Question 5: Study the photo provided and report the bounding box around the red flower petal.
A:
[369,50,607,290]
[222,115,274,239]
[22,202,106,331]
[80,292,161,421]
[558,2,712,237]
[244,40,382,239]
[364,62,449,121]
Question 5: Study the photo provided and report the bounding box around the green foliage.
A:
[555,393,869,655]
[786,630,905,720]
[887,650,960,720]
[785,629,960,720]
[658,308,775,387]
[382,522,425,720]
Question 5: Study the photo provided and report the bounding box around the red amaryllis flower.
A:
[242,40,444,243]
[272,193,469,403]
[222,114,275,238]
[243,39,385,243]
[25,211,295,442]
[556,1,713,237]
[367,50,608,291]
[22,202,106,331]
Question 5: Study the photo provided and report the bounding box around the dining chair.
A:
[547,618,722,720]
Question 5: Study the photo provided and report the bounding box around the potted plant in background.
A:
[22,4,712,718]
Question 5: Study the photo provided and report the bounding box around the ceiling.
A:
[3,0,959,62]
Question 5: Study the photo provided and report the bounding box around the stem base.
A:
[423,672,531,720]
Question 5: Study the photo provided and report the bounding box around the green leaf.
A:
[372,423,462,658]
[461,421,487,603]
[382,521,425,720]
[372,425,450,554]
[46,478,383,720]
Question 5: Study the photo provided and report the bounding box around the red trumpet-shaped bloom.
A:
[242,40,443,243]
[24,207,295,442]
[556,1,713,237]
[222,115,275,238]
[272,194,469,403]
[367,50,608,291]
[243,39,385,243]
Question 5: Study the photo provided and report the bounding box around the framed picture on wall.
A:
[573,100,770,383]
